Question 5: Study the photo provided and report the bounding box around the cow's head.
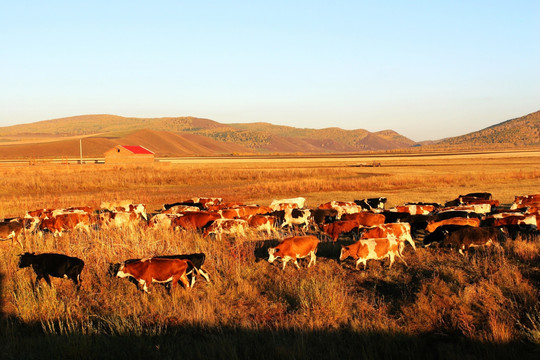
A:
[339,245,351,261]
[107,263,122,277]
[17,252,35,268]
[267,247,279,263]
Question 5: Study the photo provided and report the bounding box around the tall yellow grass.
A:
[0,151,539,358]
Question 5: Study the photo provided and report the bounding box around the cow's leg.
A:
[281,257,290,270]
[307,251,316,267]
[199,268,210,282]
[388,253,395,269]
[179,273,190,289]
[396,252,408,267]
[406,236,417,251]
[42,273,52,286]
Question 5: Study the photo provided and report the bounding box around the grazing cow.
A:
[0,219,25,242]
[354,197,387,212]
[109,253,209,288]
[341,212,385,227]
[392,204,436,215]
[203,219,248,240]
[360,223,416,252]
[511,194,540,210]
[39,212,93,236]
[281,208,311,231]
[163,201,205,211]
[171,212,221,231]
[434,209,484,221]
[321,220,360,242]
[423,225,472,247]
[115,257,194,293]
[319,201,363,219]
[310,208,338,227]
[270,197,306,211]
[245,215,277,235]
[268,235,319,270]
[484,214,538,239]
[18,252,84,289]
[101,200,135,211]
[339,236,406,270]
[147,213,184,230]
[99,210,145,231]
[192,197,223,209]
[441,227,503,256]
[461,192,492,200]
[162,205,201,214]
[426,217,481,233]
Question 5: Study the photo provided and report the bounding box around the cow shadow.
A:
[2,269,539,359]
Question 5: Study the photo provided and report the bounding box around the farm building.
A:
[104,145,155,165]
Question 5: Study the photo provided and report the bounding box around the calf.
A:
[115,258,194,293]
[18,252,84,290]
[339,236,406,270]
[0,219,25,242]
[268,235,319,270]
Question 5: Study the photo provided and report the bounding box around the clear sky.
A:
[1,1,539,141]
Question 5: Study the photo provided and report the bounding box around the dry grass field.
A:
[1,149,539,359]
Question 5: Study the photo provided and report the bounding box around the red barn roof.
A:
[121,145,154,155]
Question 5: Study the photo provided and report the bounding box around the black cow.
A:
[433,210,484,222]
[108,253,209,288]
[162,201,205,211]
[18,252,84,290]
[354,197,387,211]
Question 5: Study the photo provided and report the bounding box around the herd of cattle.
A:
[2,192,539,293]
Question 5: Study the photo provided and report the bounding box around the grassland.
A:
[1,150,539,359]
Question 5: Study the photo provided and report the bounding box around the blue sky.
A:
[1,1,539,141]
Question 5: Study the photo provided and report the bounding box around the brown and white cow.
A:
[161,205,200,214]
[339,235,407,270]
[116,257,194,293]
[341,212,385,227]
[171,212,221,231]
[360,223,416,253]
[203,219,248,240]
[270,197,306,211]
[267,235,319,270]
[39,212,93,237]
[244,215,277,235]
[99,210,145,231]
[426,217,481,233]
[511,194,540,210]
[392,204,436,215]
[0,219,25,242]
[321,220,359,242]
[319,201,363,219]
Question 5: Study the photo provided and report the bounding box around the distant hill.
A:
[436,110,540,147]
[0,115,417,158]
